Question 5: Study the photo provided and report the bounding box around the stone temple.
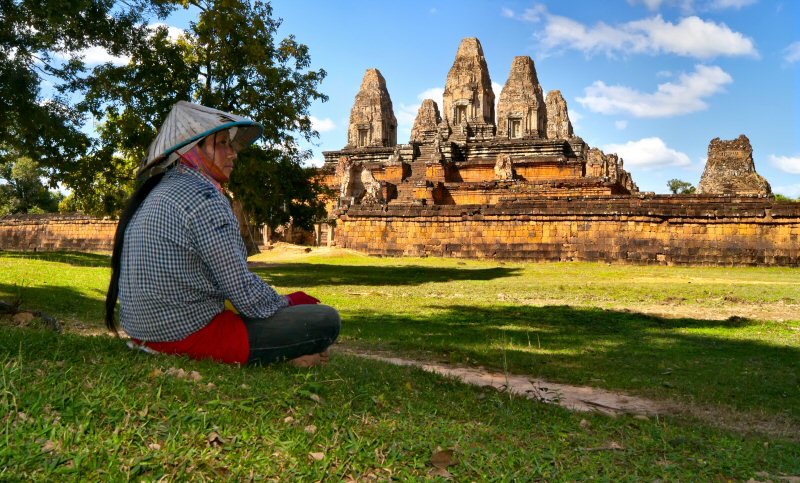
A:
[318,38,800,267]
[323,37,637,208]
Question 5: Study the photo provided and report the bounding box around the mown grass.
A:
[2,328,799,480]
[1,248,799,479]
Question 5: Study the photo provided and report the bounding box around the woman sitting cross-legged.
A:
[105,101,340,367]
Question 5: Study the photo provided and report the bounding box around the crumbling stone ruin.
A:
[697,135,771,196]
[545,90,574,140]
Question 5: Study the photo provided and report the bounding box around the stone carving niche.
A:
[494,154,514,180]
[360,169,384,205]
[336,155,384,205]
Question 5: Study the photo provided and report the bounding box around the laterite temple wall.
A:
[335,195,800,266]
[0,214,117,252]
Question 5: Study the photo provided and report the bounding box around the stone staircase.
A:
[393,154,430,204]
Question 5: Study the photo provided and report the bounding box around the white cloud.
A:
[577,64,732,118]
[501,7,515,18]
[625,15,757,58]
[52,22,185,67]
[520,5,547,22]
[396,103,420,134]
[310,116,336,133]
[708,0,757,9]
[148,23,186,43]
[628,0,755,11]
[53,46,130,66]
[603,137,692,169]
[615,120,628,129]
[417,87,445,109]
[305,157,325,168]
[784,41,800,64]
[634,0,668,9]
[491,81,503,95]
[520,4,757,59]
[628,0,695,12]
[492,81,503,117]
[769,154,800,174]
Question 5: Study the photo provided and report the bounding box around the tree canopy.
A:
[667,179,696,195]
[2,0,329,231]
[73,0,329,228]
[0,0,169,177]
[0,157,62,215]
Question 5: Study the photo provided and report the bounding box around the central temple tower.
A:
[442,38,496,140]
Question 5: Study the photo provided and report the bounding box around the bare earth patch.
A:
[342,347,800,441]
[508,298,800,323]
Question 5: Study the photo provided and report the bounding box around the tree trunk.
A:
[230,197,260,256]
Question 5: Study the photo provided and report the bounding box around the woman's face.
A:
[200,131,238,181]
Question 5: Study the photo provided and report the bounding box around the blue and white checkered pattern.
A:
[119,166,287,342]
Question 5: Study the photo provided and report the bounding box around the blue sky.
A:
[100,1,800,195]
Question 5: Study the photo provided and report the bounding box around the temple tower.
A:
[347,69,398,148]
[545,90,574,140]
[497,56,547,139]
[442,38,496,139]
[410,99,442,144]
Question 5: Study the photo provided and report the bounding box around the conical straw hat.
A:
[139,101,263,177]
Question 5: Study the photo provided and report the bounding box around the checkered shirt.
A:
[119,166,287,342]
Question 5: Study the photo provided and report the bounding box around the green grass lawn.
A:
[1,248,799,479]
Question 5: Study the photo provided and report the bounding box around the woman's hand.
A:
[285,291,321,306]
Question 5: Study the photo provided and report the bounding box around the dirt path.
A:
[343,349,670,417]
[342,348,800,441]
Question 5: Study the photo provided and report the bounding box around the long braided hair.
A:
[104,171,167,334]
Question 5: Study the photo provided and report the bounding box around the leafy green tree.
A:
[773,193,795,202]
[229,147,332,234]
[75,0,329,230]
[0,0,173,180]
[0,157,62,215]
[667,178,696,195]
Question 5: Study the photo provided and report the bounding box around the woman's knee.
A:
[317,304,341,340]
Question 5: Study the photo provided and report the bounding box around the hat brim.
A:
[139,120,263,177]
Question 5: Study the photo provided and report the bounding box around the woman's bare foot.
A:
[288,350,330,368]
[319,349,331,364]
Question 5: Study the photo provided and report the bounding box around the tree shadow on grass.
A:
[0,282,104,325]
[343,304,800,419]
[250,263,521,287]
[0,251,110,268]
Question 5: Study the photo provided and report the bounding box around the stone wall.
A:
[0,214,117,252]
[335,196,800,266]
